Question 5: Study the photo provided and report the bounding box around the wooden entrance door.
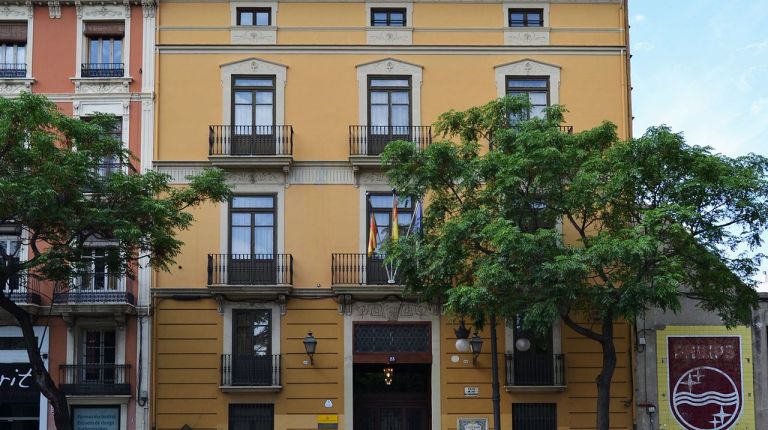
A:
[353,363,430,430]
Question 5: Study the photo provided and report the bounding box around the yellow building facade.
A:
[151,1,633,429]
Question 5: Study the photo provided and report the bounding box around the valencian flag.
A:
[367,212,378,257]
[391,191,399,241]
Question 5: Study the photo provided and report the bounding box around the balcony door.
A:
[366,194,412,284]
[0,236,21,291]
[368,77,411,155]
[232,310,273,386]
[512,316,554,385]
[232,76,276,155]
[229,196,276,285]
[80,329,116,384]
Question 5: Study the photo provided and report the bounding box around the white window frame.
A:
[230,1,277,45]
[73,101,131,151]
[75,5,130,79]
[503,2,550,46]
[494,58,560,105]
[366,3,413,45]
[221,302,282,363]
[220,58,287,128]
[356,58,422,127]
[0,4,34,93]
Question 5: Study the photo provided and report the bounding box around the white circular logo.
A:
[671,366,741,430]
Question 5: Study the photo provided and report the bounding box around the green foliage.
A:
[382,95,767,333]
[0,93,232,284]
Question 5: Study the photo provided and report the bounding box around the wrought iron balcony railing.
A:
[221,354,281,387]
[207,254,293,286]
[349,125,432,156]
[209,125,294,157]
[331,253,402,285]
[81,63,124,78]
[60,364,131,395]
[505,353,565,386]
[0,63,26,78]
[1,274,42,305]
[53,273,134,305]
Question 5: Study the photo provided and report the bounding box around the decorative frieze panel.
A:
[504,29,550,46]
[0,4,32,18]
[231,27,277,45]
[354,301,435,321]
[0,80,33,96]
[367,29,412,46]
[72,78,132,94]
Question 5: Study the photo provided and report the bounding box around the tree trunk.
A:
[489,314,501,430]
[0,290,72,430]
[596,315,616,430]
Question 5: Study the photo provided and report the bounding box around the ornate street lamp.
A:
[470,332,484,364]
[303,331,317,364]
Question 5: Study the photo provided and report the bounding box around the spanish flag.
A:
[367,214,378,257]
[391,192,399,241]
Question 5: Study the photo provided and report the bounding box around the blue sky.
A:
[628,0,768,289]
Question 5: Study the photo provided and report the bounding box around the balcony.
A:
[220,354,281,392]
[349,125,431,167]
[0,63,26,78]
[81,63,124,78]
[207,254,293,299]
[208,125,294,168]
[2,274,42,305]
[559,125,574,134]
[504,353,565,392]
[331,253,405,299]
[53,273,134,305]
[60,364,131,396]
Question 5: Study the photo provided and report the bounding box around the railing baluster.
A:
[208,125,294,156]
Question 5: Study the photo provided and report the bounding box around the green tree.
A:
[382,96,768,430]
[0,94,231,430]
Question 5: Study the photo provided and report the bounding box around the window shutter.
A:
[0,22,27,43]
[83,21,125,37]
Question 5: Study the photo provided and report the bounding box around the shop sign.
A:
[73,406,120,430]
[0,363,38,403]
[457,418,487,430]
[317,414,338,430]
[658,327,755,430]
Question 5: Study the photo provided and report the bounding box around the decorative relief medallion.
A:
[48,0,61,18]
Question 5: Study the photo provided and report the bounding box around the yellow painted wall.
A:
[153,1,634,429]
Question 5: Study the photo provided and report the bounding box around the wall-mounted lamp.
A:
[470,332,483,364]
[303,331,317,364]
[454,320,471,353]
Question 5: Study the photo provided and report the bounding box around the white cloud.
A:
[633,14,646,23]
[751,98,768,116]
[738,41,768,55]
[633,41,654,53]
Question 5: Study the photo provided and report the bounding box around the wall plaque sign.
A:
[458,417,487,430]
[658,326,755,430]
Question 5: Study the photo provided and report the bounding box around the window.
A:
[366,193,413,284]
[512,403,556,429]
[232,310,273,385]
[0,236,21,292]
[229,196,276,284]
[511,316,554,385]
[77,248,120,291]
[0,22,27,78]
[232,76,276,155]
[367,77,411,154]
[80,329,116,383]
[506,76,549,120]
[229,404,274,430]
[508,9,544,27]
[371,8,407,27]
[82,21,124,78]
[82,116,124,180]
[237,8,271,26]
